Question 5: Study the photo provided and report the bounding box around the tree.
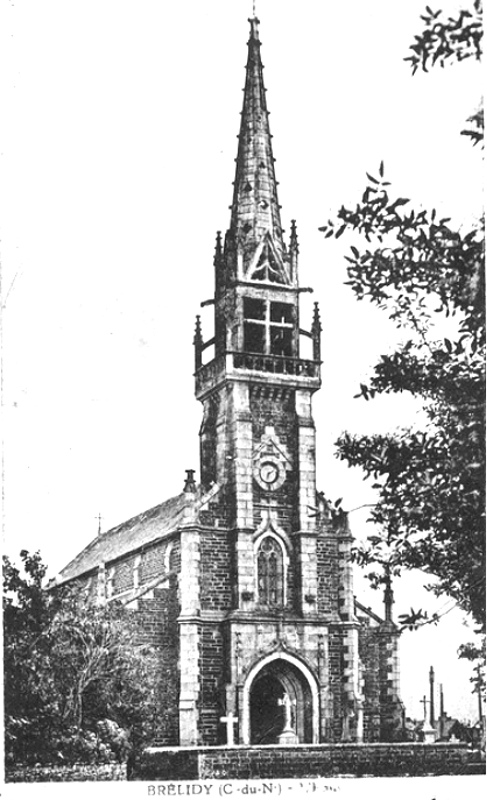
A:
[3,550,59,763]
[320,2,485,633]
[49,595,160,753]
[3,551,159,765]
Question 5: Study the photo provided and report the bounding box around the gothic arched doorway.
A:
[244,655,318,745]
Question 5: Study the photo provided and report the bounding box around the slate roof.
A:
[56,491,188,585]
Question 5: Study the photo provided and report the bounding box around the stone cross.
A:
[420,695,436,742]
[220,711,238,746]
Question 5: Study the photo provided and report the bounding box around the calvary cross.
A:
[420,695,430,722]
[220,711,239,746]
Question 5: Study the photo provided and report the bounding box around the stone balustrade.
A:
[195,353,320,397]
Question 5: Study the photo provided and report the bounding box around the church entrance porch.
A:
[242,653,319,745]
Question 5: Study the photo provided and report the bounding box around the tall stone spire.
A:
[228,16,286,278]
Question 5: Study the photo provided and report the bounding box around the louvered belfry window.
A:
[257,536,284,606]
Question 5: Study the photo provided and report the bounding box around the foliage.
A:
[405,1,484,148]
[405,0,483,73]
[324,167,486,626]
[320,2,485,635]
[459,637,486,701]
[3,550,58,763]
[3,551,159,765]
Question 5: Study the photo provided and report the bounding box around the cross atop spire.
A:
[229,15,284,276]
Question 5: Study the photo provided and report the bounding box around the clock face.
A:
[259,461,279,486]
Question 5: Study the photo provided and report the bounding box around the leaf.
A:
[366,172,379,184]
[379,160,384,178]
[391,198,409,209]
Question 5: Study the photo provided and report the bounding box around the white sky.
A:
[0,0,483,724]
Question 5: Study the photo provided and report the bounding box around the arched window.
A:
[257,536,284,606]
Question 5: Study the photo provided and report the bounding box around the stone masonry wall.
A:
[112,558,133,594]
[327,627,346,742]
[358,623,381,742]
[6,763,127,782]
[133,743,481,780]
[200,529,232,611]
[198,624,226,745]
[316,533,340,616]
[377,626,404,741]
[138,579,180,746]
[140,542,168,583]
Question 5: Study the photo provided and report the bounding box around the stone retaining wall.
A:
[132,743,484,780]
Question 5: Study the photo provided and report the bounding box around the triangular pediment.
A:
[253,427,291,468]
[246,233,289,284]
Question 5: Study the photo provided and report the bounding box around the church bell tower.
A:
[183,14,402,748]
[195,16,323,612]
[190,16,351,746]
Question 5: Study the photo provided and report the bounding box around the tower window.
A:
[244,322,266,354]
[257,536,284,606]
[243,298,295,357]
[270,326,293,356]
[244,297,266,320]
[270,302,293,324]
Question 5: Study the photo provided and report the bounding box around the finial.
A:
[194,315,203,370]
[183,469,197,494]
[95,512,103,536]
[312,302,322,331]
[214,230,223,259]
[383,567,394,622]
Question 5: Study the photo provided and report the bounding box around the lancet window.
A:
[257,535,284,606]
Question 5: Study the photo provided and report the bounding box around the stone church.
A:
[57,15,404,748]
